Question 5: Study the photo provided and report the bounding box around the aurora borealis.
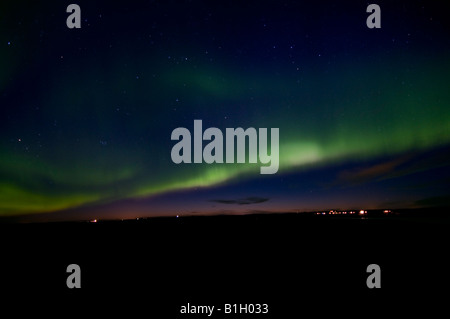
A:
[1,0,450,221]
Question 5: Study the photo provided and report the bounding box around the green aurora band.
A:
[1,51,449,216]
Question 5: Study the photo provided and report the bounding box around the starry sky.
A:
[1,0,450,222]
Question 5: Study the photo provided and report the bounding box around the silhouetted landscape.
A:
[1,209,448,316]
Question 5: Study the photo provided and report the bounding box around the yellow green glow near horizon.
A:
[1,52,450,216]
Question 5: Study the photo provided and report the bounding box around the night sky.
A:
[1,0,450,222]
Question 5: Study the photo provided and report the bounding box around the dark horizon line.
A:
[1,206,449,224]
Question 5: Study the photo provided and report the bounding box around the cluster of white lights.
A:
[316,210,358,215]
[315,210,370,216]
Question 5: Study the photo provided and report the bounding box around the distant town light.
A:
[90,219,97,223]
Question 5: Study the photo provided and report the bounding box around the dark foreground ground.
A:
[1,209,449,316]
